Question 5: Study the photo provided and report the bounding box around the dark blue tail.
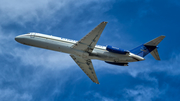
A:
[130,44,156,57]
[129,35,165,60]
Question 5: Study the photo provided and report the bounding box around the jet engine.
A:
[106,45,129,55]
[105,61,128,66]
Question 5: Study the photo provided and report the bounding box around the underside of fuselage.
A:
[15,34,141,64]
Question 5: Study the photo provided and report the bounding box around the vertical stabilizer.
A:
[130,35,165,60]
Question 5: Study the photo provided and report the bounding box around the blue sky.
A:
[0,0,180,101]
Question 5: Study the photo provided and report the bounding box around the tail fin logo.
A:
[140,47,147,52]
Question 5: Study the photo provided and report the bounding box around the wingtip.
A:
[94,81,100,84]
[102,21,108,23]
[161,35,166,38]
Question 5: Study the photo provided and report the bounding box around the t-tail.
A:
[130,35,165,60]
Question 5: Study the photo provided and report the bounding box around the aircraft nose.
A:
[15,35,24,43]
[15,36,21,42]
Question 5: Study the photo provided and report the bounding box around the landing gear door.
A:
[30,33,36,38]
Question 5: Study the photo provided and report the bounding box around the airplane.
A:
[15,21,165,84]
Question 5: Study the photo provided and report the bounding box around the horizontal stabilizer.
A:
[144,35,165,46]
[150,48,160,60]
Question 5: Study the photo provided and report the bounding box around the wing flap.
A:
[70,55,99,84]
[71,21,107,52]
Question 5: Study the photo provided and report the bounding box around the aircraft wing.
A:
[71,21,107,53]
[70,55,99,84]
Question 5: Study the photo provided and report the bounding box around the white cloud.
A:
[123,74,165,101]
[94,92,114,101]
[124,86,162,101]
[0,0,64,24]
[12,47,75,69]
[84,91,114,101]
[0,0,113,26]
[0,89,32,101]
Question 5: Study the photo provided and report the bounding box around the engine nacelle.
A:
[106,45,129,55]
[105,61,128,66]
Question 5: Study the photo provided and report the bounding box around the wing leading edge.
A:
[70,55,99,84]
[71,21,108,53]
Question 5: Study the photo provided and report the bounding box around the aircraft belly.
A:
[16,34,139,63]
[90,49,136,62]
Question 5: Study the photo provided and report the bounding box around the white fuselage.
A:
[15,33,144,63]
